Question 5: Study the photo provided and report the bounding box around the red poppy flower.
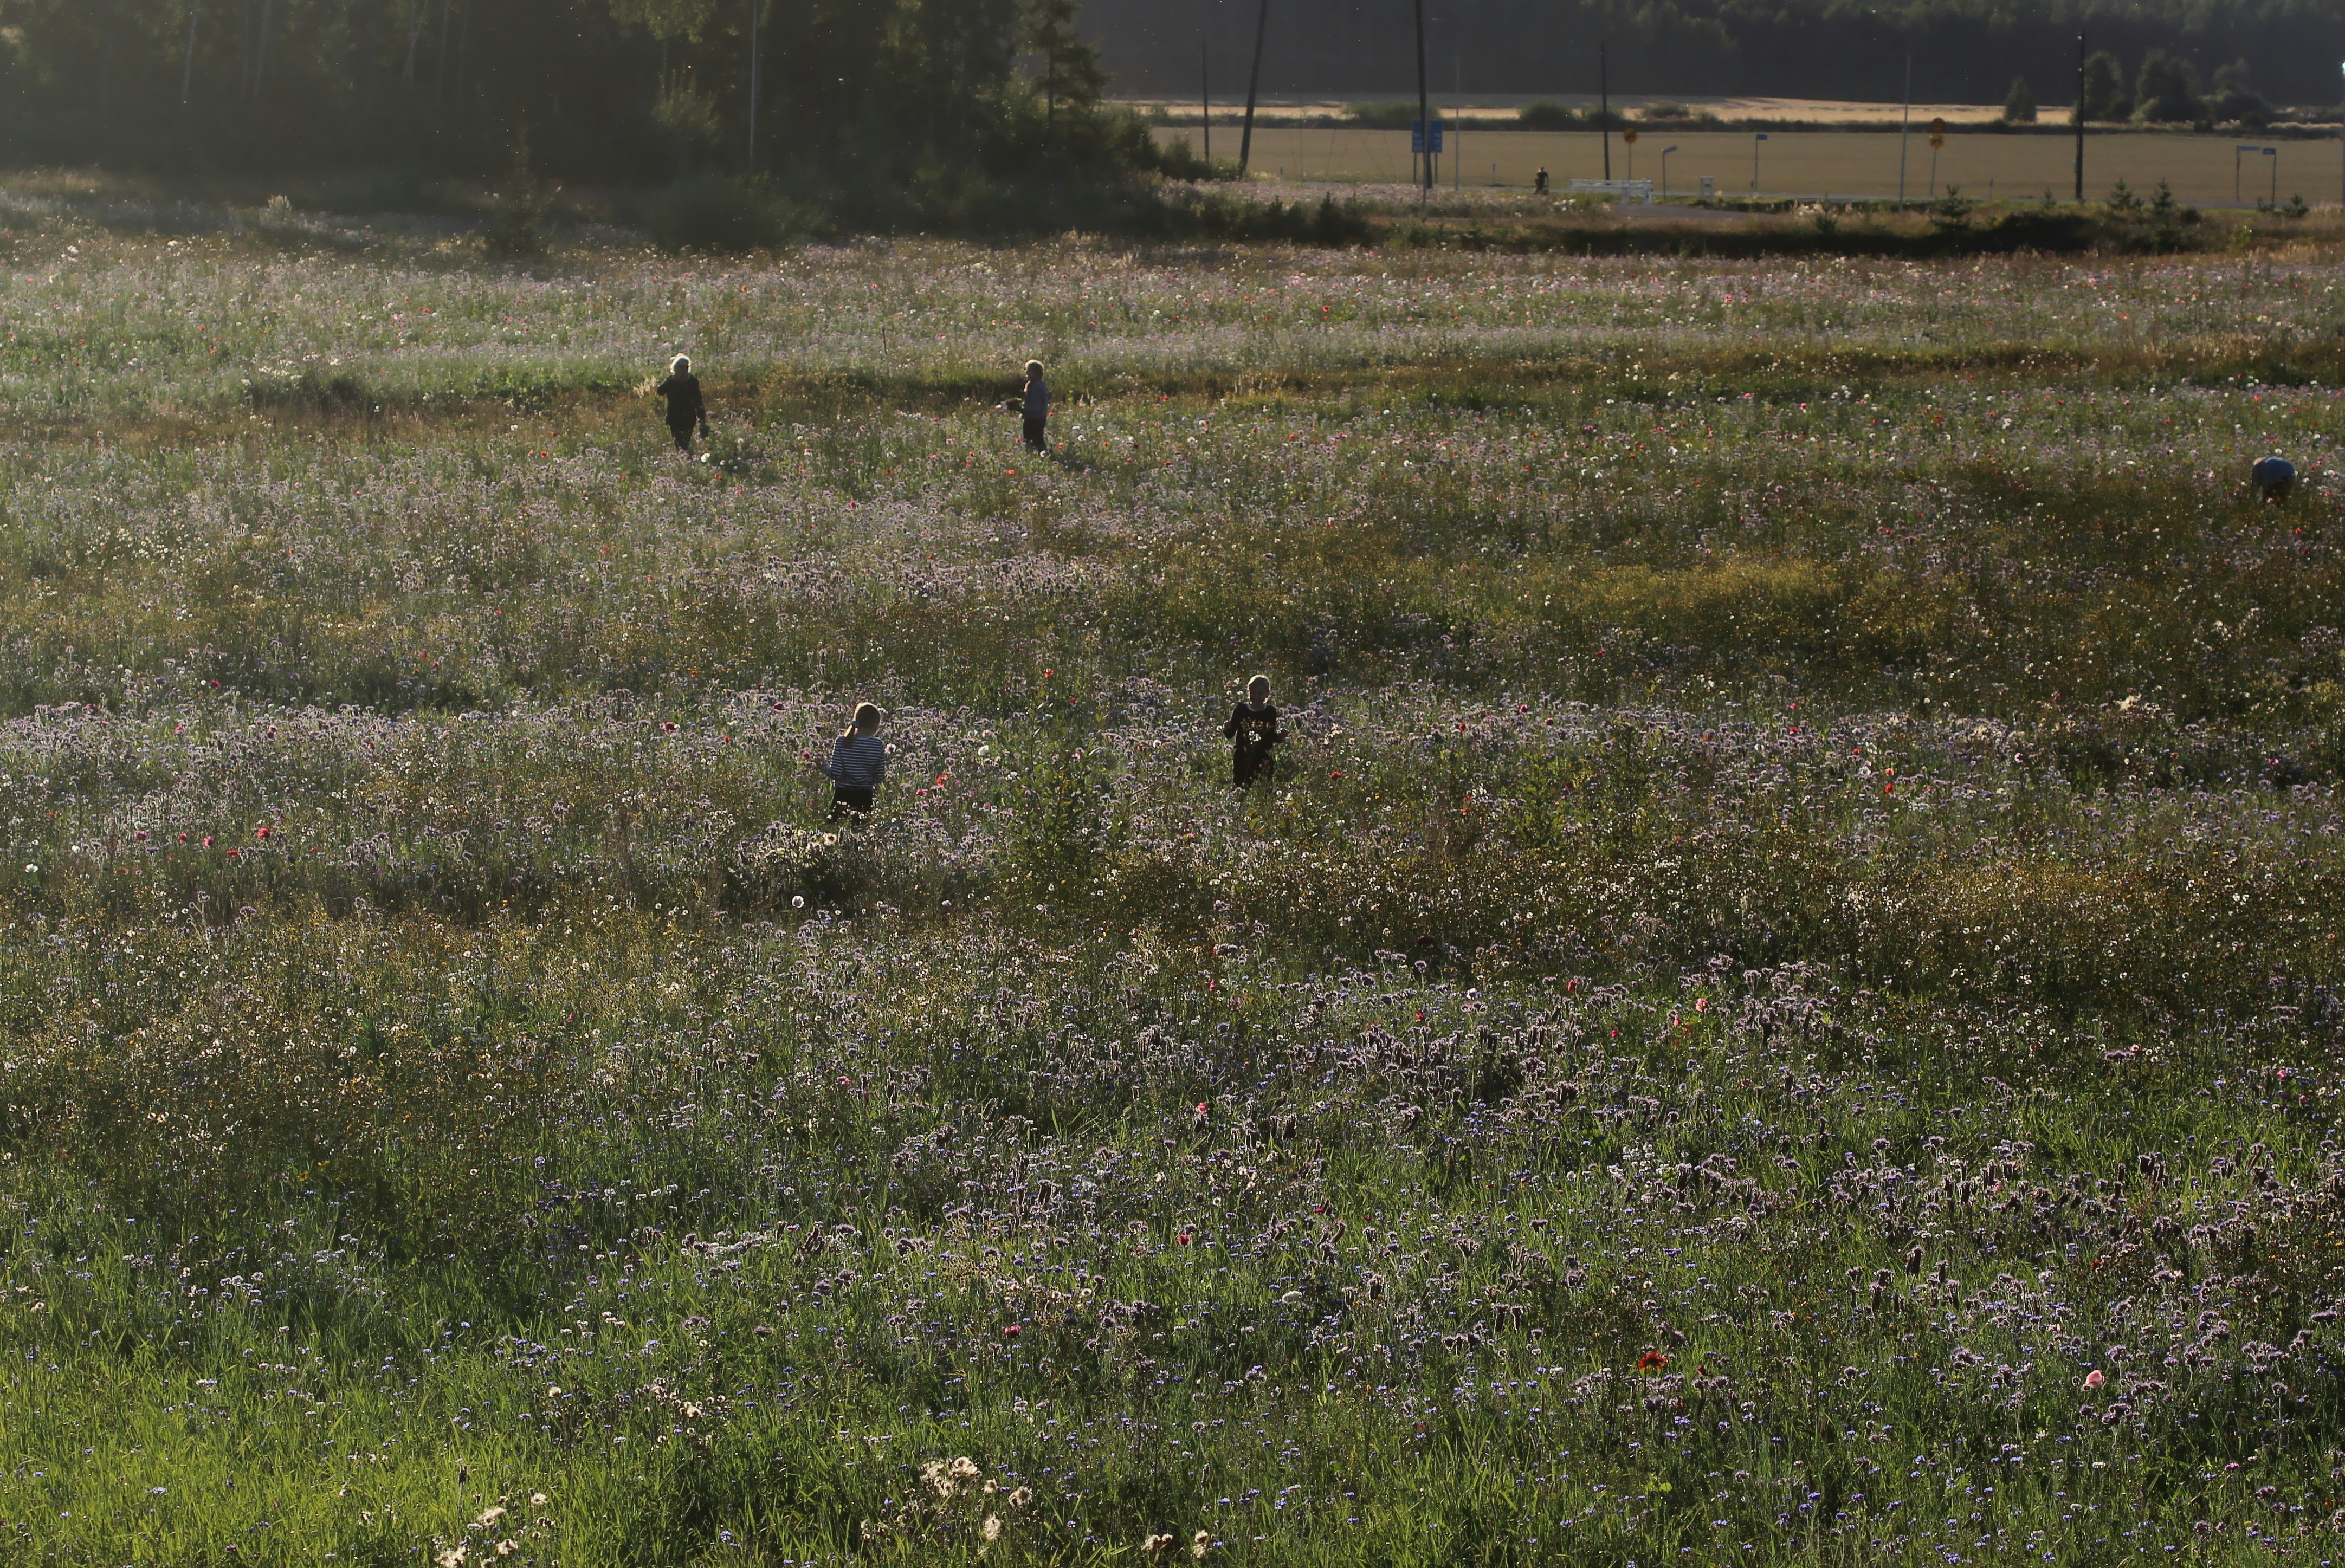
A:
[254,825,269,839]
[1004,1324,1020,1338]
[202,835,215,848]
[1637,1350,1670,1372]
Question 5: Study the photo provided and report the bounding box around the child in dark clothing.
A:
[1014,360,1049,451]
[655,354,708,452]
[1224,675,1282,790]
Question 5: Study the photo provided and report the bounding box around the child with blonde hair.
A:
[821,702,888,820]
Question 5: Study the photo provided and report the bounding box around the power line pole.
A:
[181,0,201,104]
[1413,0,1430,207]
[1239,0,1269,174]
[1200,42,1210,166]
[2073,28,2086,202]
[1600,39,1611,182]
[1895,37,1911,208]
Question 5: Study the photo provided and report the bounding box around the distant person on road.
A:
[2253,454,2296,502]
[822,702,888,821]
[1224,675,1283,791]
[656,354,708,453]
[1010,360,1050,452]
[1534,166,1550,196]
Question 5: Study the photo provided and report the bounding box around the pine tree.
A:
[2001,75,2035,124]
[1025,0,1109,141]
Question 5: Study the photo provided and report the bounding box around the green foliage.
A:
[630,172,810,250]
[2210,58,2273,126]
[2077,50,2131,123]
[2133,49,2204,125]
[0,0,1164,234]
[651,71,727,170]
[1025,0,1110,128]
[486,127,554,260]
[2001,75,2036,124]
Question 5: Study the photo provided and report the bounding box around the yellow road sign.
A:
[1622,127,1639,145]
[1930,133,1946,150]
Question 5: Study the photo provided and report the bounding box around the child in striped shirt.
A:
[822,703,888,820]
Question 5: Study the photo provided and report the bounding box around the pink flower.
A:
[2084,1370,2106,1390]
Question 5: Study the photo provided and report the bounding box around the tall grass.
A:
[0,191,2339,1564]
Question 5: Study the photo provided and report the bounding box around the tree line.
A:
[1099,0,2345,112]
[0,0,1162,210]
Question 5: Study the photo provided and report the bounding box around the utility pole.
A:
[181,0,200,104]
[1200,42,1211,166]
[1413,0,1430,206]
[2073,28,2086,202]
[1239,0,1269,174]
[1600,39,1611,181]
[1895,37,1911,208]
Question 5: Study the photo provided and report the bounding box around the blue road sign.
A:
[1411,118,1445,155]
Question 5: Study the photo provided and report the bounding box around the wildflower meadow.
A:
[0,193,2342,1565]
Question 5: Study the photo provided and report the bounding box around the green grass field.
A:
[0,184,2343,1566]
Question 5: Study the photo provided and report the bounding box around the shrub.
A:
[2078,51,2131,121]
[631,173,811,252]
[486,128,555,260]
[2133,49,2203,124]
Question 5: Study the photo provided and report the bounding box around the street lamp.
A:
[2265,144,2278,206]
[2237,142,2260,204]
[1750,132,1769,196]
[1661,144,1679,200]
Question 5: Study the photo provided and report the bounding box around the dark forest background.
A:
[0,0,1153,205]
[1095,0,2345,109]
[0,0,2335,202]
